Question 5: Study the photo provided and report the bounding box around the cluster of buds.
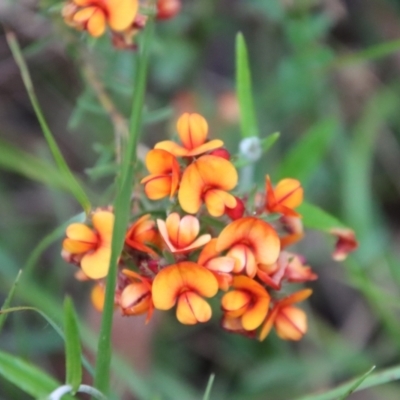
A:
[62,113,319,341]
[62,0,181,49]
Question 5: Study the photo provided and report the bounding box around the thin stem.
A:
[93,19,154,395]
[5,30,91,214]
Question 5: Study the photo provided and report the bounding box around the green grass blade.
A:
[296,364,400,400]
[236,32,259,138]
[0,137,72,191]
[0,306,94,377]
[64,297,82,393]
[5,30,91,214]
[0,270,22,334]
[202,373,216,400]
[0,349,74,399]
[298,201,348,232]
[337,365,375,400]
[278,118,337,183]
[93,19,154,395]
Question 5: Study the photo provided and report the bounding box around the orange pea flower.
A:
[178,155,238,217]
[141,149,180,200]
[259,289,312,341]
[62,210,114,279]
[216,217,280,278]
[125,214,161,255]
[119,269,153,323]
[91,283,106,312]
[152,262,218,324]
[265,175,303,217]
[155,113,223,157]
[63,0,139,38]
[197,239,235,291]
[221,276,270,332]
[157,213,211,253]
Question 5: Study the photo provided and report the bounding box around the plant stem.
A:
[93,19,154,395]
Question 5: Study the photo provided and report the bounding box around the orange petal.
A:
[274,179,303,209]
[216,217,280,265]
[185,140,224,157]
[120,282,151,316]
[62,238,95,254]
[87,8,106,37]
[66,223,97,243]
[152,262,218,310]
[142,175,172,200]
[176,291,212,324]
[92,211,114,244]
[241,296,270,331]
[81,246,111,279]
[204,189,237,217]
[204,257,235,273]
[215,273,233,291]
[178,155,238,214]
[221,290,251,314]
[227,244,257,277]
[72,6,96,23]
[154,141,188,157]
[176,215,200,248]
[198,238,220,265]
[259,307,279,341]
[279,288,313,308]
[91,284,105,312]
[145,149,177,175]
[177,113,209,150]
[274,306,307,341]
[106,0,139,31]
[231,275,270,299]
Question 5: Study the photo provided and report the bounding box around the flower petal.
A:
[106,0,138,31]
[176,292,212,324]
[81,246,111,279]
[221,290,251,313]
[185,140,224,156]
[152,262,218,310]
[204,189,237,217]
[178,155,238,214]
[66,223,97,243]
[275,306,307,341]
[145,149,177,175]
[142,175,172,200]
[154,141,188,157]
[241,296,270,331]
[177,113,208,150]
[87,8,106,37]
[177,215,200,248]
[92,211,114,243]
[62,238,95,254]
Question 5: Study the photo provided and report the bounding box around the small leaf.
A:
[64,297,83,393]
[337,365,376,400]
[0,349,73,399]
[236,32,259,138]
[202,373,216,400]
[278,118,337,183]
[0,270,22,334]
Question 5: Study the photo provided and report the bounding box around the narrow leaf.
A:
[337,365,375,400]
[278,118,337,183]
[64,297,82,393]
[202,373,216,400]
[236,32,259,138]
[5,30,91,214]
[0,270,22,333]
[0,349,74,399]
[295,364,400,400]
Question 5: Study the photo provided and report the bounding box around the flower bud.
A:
[157,0,181,20]
[209,148,231,160]
[120,282,152,316]
[225,196,245,220]
[274,306,307,341]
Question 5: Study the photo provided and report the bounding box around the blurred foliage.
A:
[2,0,400,399]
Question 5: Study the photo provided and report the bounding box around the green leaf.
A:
[0,138,71,191]
[298,201,347,232]
[236,32,259,138]
[0,270,22,334]
[337,365,376,400]
[64,297,82,393]
[278,118,337,183]
[295,364,400,400]
[202,373,216,400]
[0,349,71,399]
[5,30,91,214]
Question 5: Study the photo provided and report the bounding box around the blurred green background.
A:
[2,0,400,399]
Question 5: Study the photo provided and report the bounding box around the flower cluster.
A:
[62,112,319,341]
[62,0,181,49]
